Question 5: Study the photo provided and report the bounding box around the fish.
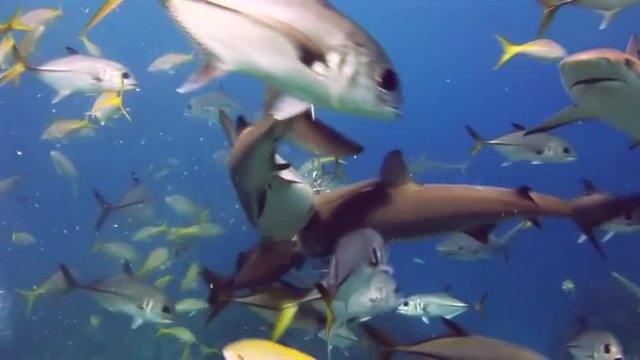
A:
[50,150,79,197]
[436,220,532,262]
[0,175,22,195]
[148,52,194,73]
[0,34,15,69]
[83,0,124,34]
[137,247,170,277]
[408,156,471,175]
[88,92,123,125]
[162,0,402,119]
[19,7,63,28]
[12,230,35,245]
[220,96,363,240]
[466,123,577,166]
[91,83,132,122]
[611,271,640,306]
[132,223,169,242]
[566,328,624,360]
[16,270,68,315]
[89,315,101,329]
[175,298,208,315]
[524,35,640,149]
[494,35,567,69]
[0,9,32,36]
[180,262,200,292]
[154,275,174,289]
[41,118,96,140]
[184,89,240,125]
[156,326,197,343]
[576,179,640,244]
[200,344,220,356]
[222,338,314,360]
[168,222,224,242]
[93,172,150,232]
[59,262,175,329]
[365,317,547,360]
[562,279,576,297]
[397,291,487,324]
[79,35,102,57]
[1,46,137,103]
[17,24,46,59]
[165,194,205,220]
[298,149,640,259]
[537,0,640,37]
[92,240,138,262]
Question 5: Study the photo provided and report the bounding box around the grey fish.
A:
[93,172,151,232]
[524,35,640,149]
[0,175,22,195]
[184,89,240,126]
[566,328,624,360]
[397,291,487,324]
[466,123,577,166]
[59,263,175,329]
[162,0,402,119]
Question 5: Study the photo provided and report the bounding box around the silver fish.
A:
[19,7,63,28]
[93,172,151,232]
[184,90,240,126]
[466,123,577,166]
[538,0,640,36]
[567,328,624,360]
[397,291,486,324]
[0,175,22,196]
[162,0,402,119]
[59,263,175,329]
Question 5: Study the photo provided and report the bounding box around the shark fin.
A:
[131,317,144,329]
[421,316,430,324]
[177,59,227,94]
[524,105,591,136]
[286,111,363,157]
[380,149,413,188]
[581,179,601,195]
[601,231,616,243]
[626,34,639,59]
[217,110,236,144]
[465,224,497,245]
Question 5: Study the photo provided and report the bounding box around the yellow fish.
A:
[132,223,169,242]
[179,262,200,292]
[50,150,79,197]
[168,223,223,242]
[562,279,576,298]
[41,118,96,140]
[156,326,197,344]
[199,344,220,357]
[0,9,33,36]
[17,24,46,59]
[154,275,174,289]
[0,34,16,69]
[79,35,102,57]
[175,298,208,315]
[222,339,315,360]
[93,79,132,122]
[493,34,567,70]
[83,0,124,34]
[92,240,138,262]
[16,270,68,315]
[137,247,169,277]
[89,315,101,329]
[12,230,35,245]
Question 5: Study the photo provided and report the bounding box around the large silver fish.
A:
[162,0,402,119]
[566,328,624,360]
[59,263,175,329]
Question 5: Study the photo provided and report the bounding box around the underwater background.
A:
[1,0,640,359]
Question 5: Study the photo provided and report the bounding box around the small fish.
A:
[436,220,532,262]
[137,247,170,277]
[168,223,224,242]
[199,344,220,356]
[562,279,576,298]
[50,150,79,197]
[92,240,138,262]
[567,328,624,360]
[17,25,46,59]
[466,123,577,166]
[494,35,567,69]
[79,35,102,57]
[154,275,174,289]
[12,230,35,245]
[156,326,197,344]
[165,194,205,220]
[222,338,314,360]
[1,45,137,103]
[16,270,68,315]
[184,89,240,125]
[59,262,175,329]
[0,9,33,36]
[0,175,22,195]
[412,257,426,265]
[0,34,15,69]
[179,262,200,292]
[83,0,124,34]
[89,314,101,329]
[148,52,193,73]
[408,156,471,175]
[132,223,169,242]
[94,172,150,232]
[19,7,63,28]
[397,291,487,324]
[88,92,122,125]
[175,298,209,315]
[41,118,96,140]
[91,82,132,122]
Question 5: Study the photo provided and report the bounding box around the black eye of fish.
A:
[377,68,399,92]
[402,301,409,307]
[603,343,611,354]
[371,248,381,266]
[563,147,571,154]
[161,305,172,314]
[535,149,544,155]
[122,72,131,79]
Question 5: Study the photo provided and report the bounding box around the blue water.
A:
[1,0,640,359]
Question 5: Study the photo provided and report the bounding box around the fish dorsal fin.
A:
[380,149,413,188]
[581,179,601,195]
[217,110,236,145]
[66,46,79,55]
[235,115,251,136]
[123,260,133,276]
[441,317,469,337]
[626,34,639,59]
[464,224,496,244]
[511,122,527,131]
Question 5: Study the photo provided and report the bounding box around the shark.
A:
[297,149,640,258]
[537,0,640,36]
[524,35,640,149]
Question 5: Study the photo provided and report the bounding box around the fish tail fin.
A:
[361,323,395,360]
[59,264,80,291]
[16,288,45,316]
[200,266,233,323]
[474,292,488,319]
[569,193,640,259]
[7,9,33,32]
[271,302,300,342]
[459,159,472,174]
[314,283,336,353]
[493,34,520,69]
[0,44,29,86]
[93,189,113,233]
[464,125,486,157]
[537,0,564,38]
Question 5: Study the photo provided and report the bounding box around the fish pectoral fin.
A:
[421,316,430,324]
[577,234,588,243]
[601,231,616,243]
[523,105,591,136]
[51,90,73,104]
[130,317,144,329]
[598,9,621,30]
[177,59,227,94]
[286,111,364,157]
[464,224,497,245]
[268,94,311,121]
[500,161,512,167]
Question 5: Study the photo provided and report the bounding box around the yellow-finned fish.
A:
[494,34,567,69]
[41,118,97,140]
[83,0,124,34]
[20,6,63,28]
[179,262,200,292]
[156,326,197,344]
[0,34,16,69]
[132,223,169,242]
[93,79,132,122]
[92,240,138,262]
[199,344,220,356]
[16,270,69,315]
[12,230,35,245]
[89,315,101,329]
[0,9,33,36]
[137,247,170,277]
[175,298,208,315]
[50,150,79,197]
[79,35,102,57]
[562,279,576,297]
[222,339,315,360]
[17,24,46,59]
[168,223,224,242]
[154,275,174,289]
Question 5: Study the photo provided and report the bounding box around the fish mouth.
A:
[570,77,622,89]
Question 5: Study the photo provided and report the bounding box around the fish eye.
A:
[562,147,571,154]
[161,305,172,314]
[603,343,611,354]
[376,68,399,92]
[371,248,381,266]
[122,71,131,80]
[402,300,409,307]
[186,104,192,110]
[535,149,544,155]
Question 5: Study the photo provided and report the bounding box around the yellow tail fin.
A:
[494,34,521,70]
[271,302,300,342]
[95,79,132,122]
[16,288,45,315]
[1,9,33,34]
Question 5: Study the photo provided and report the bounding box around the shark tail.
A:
[493,34,521,69]
[200,266,233,324]
[464,125,486,157]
